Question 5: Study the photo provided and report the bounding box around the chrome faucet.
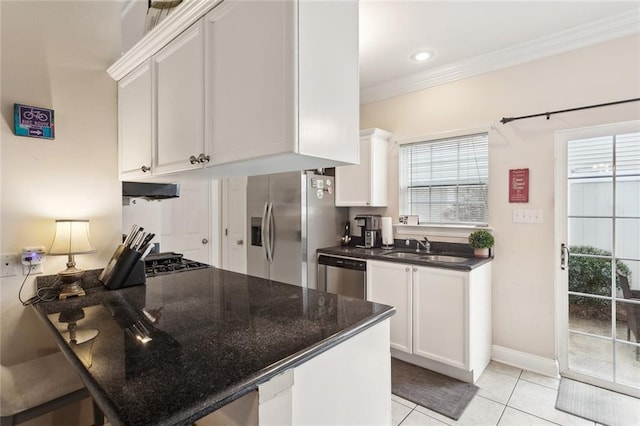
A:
[405,236,430,253]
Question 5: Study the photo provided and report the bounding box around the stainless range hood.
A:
[122,182,180,200]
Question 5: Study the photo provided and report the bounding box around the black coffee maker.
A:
[354,215,382,248]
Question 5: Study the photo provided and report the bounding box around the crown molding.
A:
[108,0,222,80]
[360,10,640,104]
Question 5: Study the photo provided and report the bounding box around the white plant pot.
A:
[474,247,490,258]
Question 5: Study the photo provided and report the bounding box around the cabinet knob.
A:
[413,267,417,272]
[198,153,211,164]
[405,267,410,272]
[141,165,151,173]
[189,155,200,165]
[202,238,209,244]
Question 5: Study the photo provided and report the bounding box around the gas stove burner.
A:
[144,252,210,277]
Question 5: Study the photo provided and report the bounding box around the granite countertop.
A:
[32,268,394,426]
[317,241,492,271]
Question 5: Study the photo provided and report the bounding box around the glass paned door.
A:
[557,122,640,397]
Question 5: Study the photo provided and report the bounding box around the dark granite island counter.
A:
[32,268,395,426]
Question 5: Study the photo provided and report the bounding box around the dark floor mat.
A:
[391,358,478,420]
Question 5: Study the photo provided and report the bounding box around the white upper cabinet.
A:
[335,128,391,207]
[109,0,359,180]
[153,20,205,175]
[204,0,293,166]
[118,60,152,179]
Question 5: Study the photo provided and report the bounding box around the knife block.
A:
[99,245,146,290]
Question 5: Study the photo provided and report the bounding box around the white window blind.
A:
[400,133,489,225]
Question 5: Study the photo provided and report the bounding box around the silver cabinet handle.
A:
[413,267,417,272]
[189,155,199,165]
[202,238,208,244]
[141,165,151,173]
[198,153,210,164]
[236,239,244,245]
[405,267,410,272]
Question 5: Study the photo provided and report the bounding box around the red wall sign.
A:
[509,168,529,203]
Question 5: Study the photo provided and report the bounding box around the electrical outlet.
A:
[22,263,43,275]
[1,253,18,277]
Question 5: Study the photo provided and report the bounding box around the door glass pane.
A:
[568,178,612,217]
[615,218,640,259]
[568,136,613,178]
[568,332,613,381]
[615,300,640,342]
[615,340,640,389]
[569,254,613,297]
[569,295,611,337]
[568,218,612,251]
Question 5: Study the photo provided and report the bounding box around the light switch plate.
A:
[512,208,543,223]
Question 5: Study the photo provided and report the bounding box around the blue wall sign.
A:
[14,104,55,139]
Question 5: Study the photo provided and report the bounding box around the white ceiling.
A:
[359,1,640,102]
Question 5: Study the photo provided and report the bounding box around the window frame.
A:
[398,128,490,227]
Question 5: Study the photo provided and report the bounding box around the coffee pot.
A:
[354,215,382,248]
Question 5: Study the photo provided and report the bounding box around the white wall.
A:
[1,1,121,365]
[360,34,640,361]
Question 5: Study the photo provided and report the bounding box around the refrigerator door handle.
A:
[265,202,274,263]
[261,202,269,261]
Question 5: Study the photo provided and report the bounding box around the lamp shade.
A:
[49,220,96,255]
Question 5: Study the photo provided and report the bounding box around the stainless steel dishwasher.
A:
[317,254,367,299]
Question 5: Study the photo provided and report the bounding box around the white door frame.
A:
[554,120,640,397]
[221,177,247,274]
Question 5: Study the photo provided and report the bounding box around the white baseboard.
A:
[492,345,559,378]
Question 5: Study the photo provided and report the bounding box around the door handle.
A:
[265,202,274,264]
[261,202,269,262]
[561,243,570,270]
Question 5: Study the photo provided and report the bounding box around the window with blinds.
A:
[399,132,489,225]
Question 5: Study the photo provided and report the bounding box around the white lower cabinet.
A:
[366,261,412,353]
[367,259,492,383]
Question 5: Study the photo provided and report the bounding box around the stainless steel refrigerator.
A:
[247,171,347,289]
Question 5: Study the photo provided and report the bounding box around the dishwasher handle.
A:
[318,255,367,271]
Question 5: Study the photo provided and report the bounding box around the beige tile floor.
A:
[391,361,638,426]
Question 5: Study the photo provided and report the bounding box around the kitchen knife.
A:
[123,224,139,247]
[131,231,146,250]
[139,233,155,249]
[129,227,144,248]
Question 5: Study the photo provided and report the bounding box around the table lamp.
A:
[48,219,96,299]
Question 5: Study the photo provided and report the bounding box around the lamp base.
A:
[58,267,86,299]
[62,328,99,344]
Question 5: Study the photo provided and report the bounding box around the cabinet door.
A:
[204,1,294,166]
[366,260,412,353]
[413,266,467,369]
[118,61,152,179]
[335,136,370,206]
[335,128,389,207]
[153,20,205,175]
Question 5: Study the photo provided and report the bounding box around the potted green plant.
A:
[468,229,494,258]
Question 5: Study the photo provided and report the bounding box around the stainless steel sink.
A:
[382,252,422,259]
[382,251,470,264]
[420,255,469,263]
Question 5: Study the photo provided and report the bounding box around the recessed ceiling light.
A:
[411,51,432,62]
